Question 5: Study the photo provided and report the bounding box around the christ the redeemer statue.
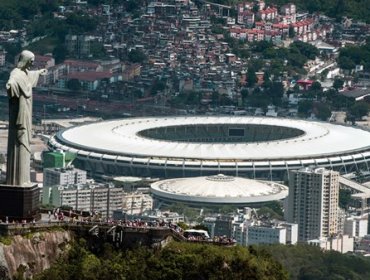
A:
[6,50,47,186]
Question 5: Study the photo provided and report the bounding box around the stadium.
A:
[48,116,370,181]
[150,174,289,207]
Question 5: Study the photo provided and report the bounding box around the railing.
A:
[0,221,235,246]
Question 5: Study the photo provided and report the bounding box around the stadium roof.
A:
[54,116,370,161]
[150,174,289,204]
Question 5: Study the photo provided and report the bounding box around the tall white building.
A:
[344,214,368,238]
[122,192,153,215]
[285,167,339,241]
[308,235,354,254]
[246,222,298,245]
[247,226,287,245]
[233,221,249,246]
[43,166,87,204]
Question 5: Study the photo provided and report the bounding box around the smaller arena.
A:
[150,174,289,207]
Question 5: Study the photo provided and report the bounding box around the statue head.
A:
[17,50,35,70]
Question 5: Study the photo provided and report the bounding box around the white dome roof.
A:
[150,174,288,204]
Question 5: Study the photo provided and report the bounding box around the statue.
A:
[6,50,47,186]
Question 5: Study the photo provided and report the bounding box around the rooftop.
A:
[150,174,288,204]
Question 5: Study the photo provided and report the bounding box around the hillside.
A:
[34,240,288,280]
[32,240,370,280]
[210,0,370,23]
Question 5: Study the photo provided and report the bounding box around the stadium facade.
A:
[48,116,370,181]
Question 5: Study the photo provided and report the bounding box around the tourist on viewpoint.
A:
[6,50,47,186]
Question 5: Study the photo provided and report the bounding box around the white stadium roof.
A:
[54,116,370,161]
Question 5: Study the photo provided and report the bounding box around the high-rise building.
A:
[42,166,87,204]
[285,167,339,241]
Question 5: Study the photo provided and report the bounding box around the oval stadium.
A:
[48,116,370,180]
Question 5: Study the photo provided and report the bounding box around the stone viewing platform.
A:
[0,220,236,249]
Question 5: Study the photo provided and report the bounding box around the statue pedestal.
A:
[0,184,40,222]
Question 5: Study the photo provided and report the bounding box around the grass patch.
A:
[23,231,37,239]
[0,236,12,245]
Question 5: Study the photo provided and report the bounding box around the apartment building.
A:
[285,167,339,241]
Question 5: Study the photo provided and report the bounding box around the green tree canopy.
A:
[311,81,322,92]
[247,71,257,87]
[350,102,369,120]
[128,49,147,63]
[298,100,313,117]
[290,41,319,60]
[333,78,344,90]
[315,103,331,121]
[35,240,288,280]
[67,79,81,92]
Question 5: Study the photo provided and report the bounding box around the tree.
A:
[320,69,329,80]
[298,100,313,117]
[177,221,189,230]
[90,42,106,59]
[338,56,356,70]
[66,13,98,33]
[151,78,166,95]
[287,52,307,68]
[211,90,219,106]
[263,48,277,59]
[125,0,141,12]
[267,81,285,106]
[186,90,201,105]
[128,49,146,63]
[219,93,233,106]
[288,26,295,38]
[311,81,322,92]
[258,206,283,220]
[332,78,344,90]
[241,89,249,104]
[315,103,331,121]
[253,41,273,52]
[350,102,369,119]
[169,202,186,214]
[53,44,67,64]
[290,41,319,60]
[3,42,22,63]
[257,201,284,219]
[247,71,257,87]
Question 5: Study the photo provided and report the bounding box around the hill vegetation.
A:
[32,239,370,280]
[259,244,370,280]
[33,239,287,280]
